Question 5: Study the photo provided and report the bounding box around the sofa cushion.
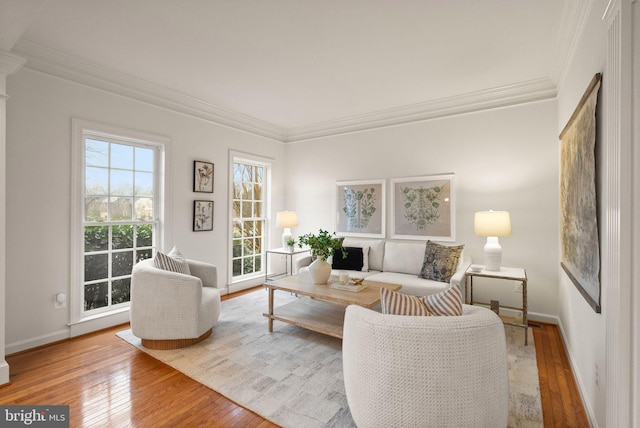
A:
[154,246,191,275]
[419,241,464,283]
[383,241,426,275]
[380,287,430,316]
[342,238,384,271]
[332,246,368,271]
[423,285,463,316]
[367,272,451,296]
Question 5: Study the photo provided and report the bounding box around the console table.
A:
[265,247,310,281]
[465,265,528,345]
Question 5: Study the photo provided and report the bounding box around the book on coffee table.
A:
[330,283,368,293]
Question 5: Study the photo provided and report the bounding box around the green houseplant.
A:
[298,229,346,284]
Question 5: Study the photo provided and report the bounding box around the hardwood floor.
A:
[1,290,588,427]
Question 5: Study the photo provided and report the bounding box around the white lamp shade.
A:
[276,211,298,228]
[474,211,512,237]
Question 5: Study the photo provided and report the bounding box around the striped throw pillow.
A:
[422,285,462,316]
[380,287,430,316]
[154,247,191,275]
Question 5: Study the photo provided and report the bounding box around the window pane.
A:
[254,183,262,200]
[110,197,133,221]
[242,201,251,218]
[135,172,153,196]
[136,248,152,263]
[135,198,153,221]
[112,278,131,305]
[233,200,241,217]
[85,254,108,281]
[254,201,262,217]
[232,239,242,257]
[255,254,262,272]
[255,166,263,183]
[86,167,108,195]
[233,184,241,199]
[86,139,108,167]
[111,170,133,196]
[243,257,253,274]
[135,147,154,172]
[233,259,242,276]
[112,225,133,249]
[136,224,153,247]
[111,143,134,169]
[85,226,109,252]
[85,282,108,310]
[255,236,263,253]
[112,251,133,277]
[85,196,107,222]
[232,221,242,238]
[244,238,255,255]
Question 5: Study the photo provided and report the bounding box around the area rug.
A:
[118,290,542,427]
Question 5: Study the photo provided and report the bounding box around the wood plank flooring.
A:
[1,289,588,427]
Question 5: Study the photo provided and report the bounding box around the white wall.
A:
[556,0,608,426]
[5,68,285,353]
[286,99,559,319]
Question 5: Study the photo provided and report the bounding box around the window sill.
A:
[69,307,130,337]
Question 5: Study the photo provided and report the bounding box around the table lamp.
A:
[474,210,512,271]
[276,210,298,249]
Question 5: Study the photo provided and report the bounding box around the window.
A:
[72,120,166,321]
[230,155,270,281]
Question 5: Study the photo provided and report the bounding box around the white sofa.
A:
[296,238,471,298]
[342,304,509,427]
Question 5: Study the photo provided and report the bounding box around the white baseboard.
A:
[0,360,9,386]
[556,320,599,428]
[6,329,70,355]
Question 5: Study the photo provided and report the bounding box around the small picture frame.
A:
[193,200,213,231]
[193,161,214,193]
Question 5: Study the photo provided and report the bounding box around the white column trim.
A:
[602,1,634,426]
[0,50,26,385]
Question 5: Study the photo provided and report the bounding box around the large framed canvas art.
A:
[391,174,455,241]
[559,73,601,313]
[335,180,385,238]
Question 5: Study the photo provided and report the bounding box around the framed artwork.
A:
[193,160,214,193]
[193,200,213,231]
[559,73,602,313]
[335,179,385,238]
[391,174,455,241]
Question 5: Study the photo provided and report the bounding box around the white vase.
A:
[308,257,332,285]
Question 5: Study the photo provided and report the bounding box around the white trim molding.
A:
[602,1,635,427]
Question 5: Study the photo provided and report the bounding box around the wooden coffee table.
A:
[263,274,401,339]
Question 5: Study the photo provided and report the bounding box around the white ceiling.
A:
[2,0,586,141]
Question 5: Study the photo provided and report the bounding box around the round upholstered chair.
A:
[130,258,220,349]
[342,304,508,428]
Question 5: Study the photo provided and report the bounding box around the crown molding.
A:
[12,39,560,144]
[12,40,287,142]
[285,78,557,142]
[0,51,26,77]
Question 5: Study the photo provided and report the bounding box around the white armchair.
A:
[343,304,508,428]
[130,258,221,349]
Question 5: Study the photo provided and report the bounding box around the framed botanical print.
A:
[335,179,385,238]
[391,174,455,241]
[193,160,214,193]
[193,200,213,231]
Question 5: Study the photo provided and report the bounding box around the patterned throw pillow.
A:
[380,287,430,316]
[418,241,464,283]
[154,246,191,275]
[422,286,463,316]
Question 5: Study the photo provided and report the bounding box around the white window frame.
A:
[228,151,272,285]
[71,119,169,325]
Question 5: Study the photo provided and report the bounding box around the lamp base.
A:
[483,236,503,271]
[281,228,292,249]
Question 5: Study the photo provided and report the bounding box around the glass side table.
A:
[465,265,528,345]
[265,247,310,281]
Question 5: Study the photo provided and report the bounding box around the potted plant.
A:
[285,237,296,252]
[298,229,346,284]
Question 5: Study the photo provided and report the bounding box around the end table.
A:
[465,265,528,345]
[265,247,310,281]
